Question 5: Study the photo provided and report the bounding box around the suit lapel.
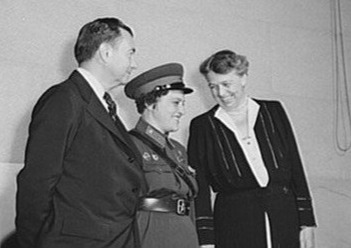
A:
[69,71,136,158]
[86,96,131,145]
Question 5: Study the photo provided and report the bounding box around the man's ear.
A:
[97,43,112,63]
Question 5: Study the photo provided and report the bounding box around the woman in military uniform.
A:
[125,63,199,248]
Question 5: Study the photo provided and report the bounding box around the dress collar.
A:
[214,97,260,134]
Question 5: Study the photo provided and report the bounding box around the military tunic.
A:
[130,118,199,248]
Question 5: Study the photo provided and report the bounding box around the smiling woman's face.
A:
[206,70,247,111]
[146,90,186,134]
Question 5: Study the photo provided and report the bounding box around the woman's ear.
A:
[241,75,247,87]
[145,102,156,111]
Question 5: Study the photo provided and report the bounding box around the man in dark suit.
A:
[15,17,147,248]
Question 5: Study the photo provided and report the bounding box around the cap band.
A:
[154,82,185,91]
[134,75,182,98]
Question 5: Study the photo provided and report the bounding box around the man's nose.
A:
[178,104,185,115]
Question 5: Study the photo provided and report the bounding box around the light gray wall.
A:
[1,0,351,247]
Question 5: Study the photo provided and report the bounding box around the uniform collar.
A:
[135,118,175,149]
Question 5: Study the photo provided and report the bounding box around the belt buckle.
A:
[176,199,189,215]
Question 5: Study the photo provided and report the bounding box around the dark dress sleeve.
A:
[276,102,317,227]
[187,118,215,245]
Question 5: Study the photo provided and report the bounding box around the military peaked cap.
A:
[125,62,193,99]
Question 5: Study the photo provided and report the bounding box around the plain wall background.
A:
[1,0,351,247]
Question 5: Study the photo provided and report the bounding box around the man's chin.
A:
[112,79,128,89]
[171,126,180,133]
[121,74,132,85]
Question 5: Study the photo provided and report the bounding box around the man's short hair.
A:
[74,17,133,65]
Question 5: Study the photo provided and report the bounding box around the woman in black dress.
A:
[188,50,316,248]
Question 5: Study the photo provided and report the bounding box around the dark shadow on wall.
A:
[188,68,215,110]
[8,110,31,164]
[59,38,77,80]
[1,231,18,248]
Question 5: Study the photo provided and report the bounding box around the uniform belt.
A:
[139,196,190,216]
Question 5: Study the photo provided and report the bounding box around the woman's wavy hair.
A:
[199,49,249,78]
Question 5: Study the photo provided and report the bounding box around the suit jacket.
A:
[16,71,147,248]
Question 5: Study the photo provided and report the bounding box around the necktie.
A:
[103,91,135,146]
[103,92,132,134]
[103,92,118,122]
[103,93,145,173]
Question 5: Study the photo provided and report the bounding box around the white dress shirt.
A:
[76,67,109,112]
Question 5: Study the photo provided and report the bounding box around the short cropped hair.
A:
[135,90,169,114]
[199,49,249,77]
[74,17,133,65]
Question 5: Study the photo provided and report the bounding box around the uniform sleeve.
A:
[277,102,317,227]
[187,119,215,245]
[16,86,79,248]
